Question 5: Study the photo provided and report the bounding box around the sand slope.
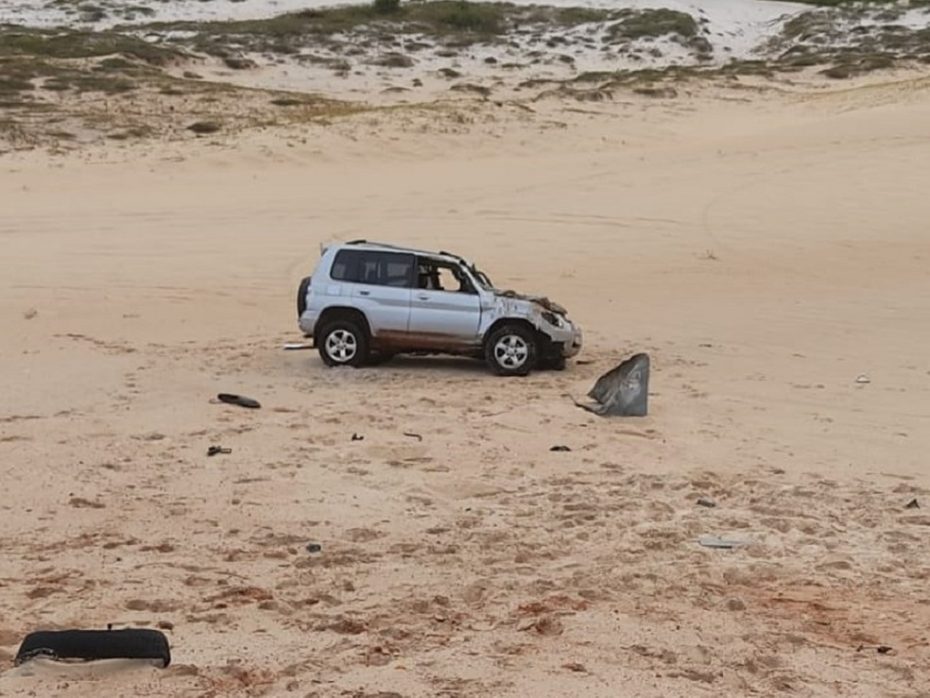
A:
[1,79,929,696]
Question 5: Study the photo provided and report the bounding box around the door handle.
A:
[359,290,370,296]
[417,294,429,301]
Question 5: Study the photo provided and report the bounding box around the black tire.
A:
[485,324,537,376]
[15,629,171,668]
[296,276,311,318]
[318,318,369,368]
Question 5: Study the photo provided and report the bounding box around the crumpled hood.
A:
[495,289,568,316]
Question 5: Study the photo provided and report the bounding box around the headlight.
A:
[541,311,563,328]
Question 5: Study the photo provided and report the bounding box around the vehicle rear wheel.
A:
[485,324,537,376]
[318,319,369,368]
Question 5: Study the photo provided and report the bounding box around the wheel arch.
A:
[482,317,544,349]
[315,307,372,344]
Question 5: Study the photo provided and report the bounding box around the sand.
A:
[1,74,929,697]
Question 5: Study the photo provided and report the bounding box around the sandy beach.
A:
[1,3,930,693]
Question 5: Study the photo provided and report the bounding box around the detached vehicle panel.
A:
[297,241,582,375]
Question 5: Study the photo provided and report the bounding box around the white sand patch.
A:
[0,0,807,61]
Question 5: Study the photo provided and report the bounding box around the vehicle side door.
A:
[330,249,413,336]
[408,258,481,347]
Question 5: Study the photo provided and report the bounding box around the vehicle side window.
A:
[331,249,413,288]
[416,258,477,294]
[382,257,414,287]
[330,249,361,281]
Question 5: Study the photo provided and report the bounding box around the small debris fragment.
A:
[223,56,257,70]
[403,432,423,441]
[306,543,322,554]
[855,374,871,384]
[857,644,893,654]
[23,308,38,320]
[696,497,717,508]
[562,662,587,672]
[697,535,749,549]
[69,497,105,509]
[550,445,571,452]
[351,433,364,442]
[283,342,312,351]
[188,121,222,135]
[207,446,231,457]
[531,615,563,636]
[905,498,919,509]
[216,393,261,409]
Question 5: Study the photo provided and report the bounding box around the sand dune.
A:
[1,76,929,696]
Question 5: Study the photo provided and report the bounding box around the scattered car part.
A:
[207,446,231,457]
[306,543,322,554]
[15,629,171,667]
[697,535,749,549]
[550,445,571,452]
[216,393,261,409]
[573,353,650,417]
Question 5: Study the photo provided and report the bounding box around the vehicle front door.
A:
[408,258,481,348]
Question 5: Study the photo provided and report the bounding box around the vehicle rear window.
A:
[330,249,414,288]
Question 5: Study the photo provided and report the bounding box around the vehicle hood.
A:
[494,289,568,316]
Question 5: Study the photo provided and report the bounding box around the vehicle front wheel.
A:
[318,319,369,368]
[485,324,537,376]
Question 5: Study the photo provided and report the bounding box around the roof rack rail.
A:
[340,240,466,260]
[346,240,409,251]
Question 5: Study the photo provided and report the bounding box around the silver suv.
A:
[296,241,582,375]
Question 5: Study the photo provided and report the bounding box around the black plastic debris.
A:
[306,543,322,554]
[351,433,364,441]
[15,628,171,668]
[550,445,571,452]
[207,446,231,457]
[905,498,919,509]
[217,393,261,409]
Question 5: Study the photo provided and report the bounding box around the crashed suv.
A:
[296,241,582,375]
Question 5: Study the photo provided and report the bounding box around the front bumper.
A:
[543,321,582,358]
[564,324,582,358]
